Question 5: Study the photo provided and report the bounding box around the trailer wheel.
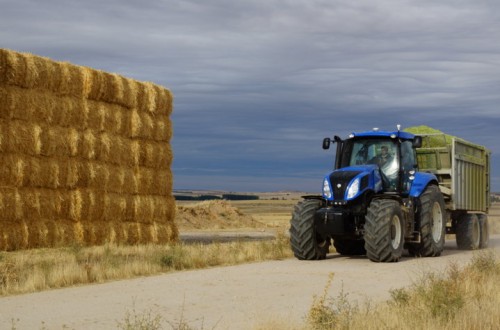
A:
[456,213,480,250]
[407,185,446,257]
[478,214,489,249]
[289,199,329,260]
[333,238,366,256]
[364,199,404,262]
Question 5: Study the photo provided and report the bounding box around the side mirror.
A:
[322,138,331,150]
[413,136,422,148]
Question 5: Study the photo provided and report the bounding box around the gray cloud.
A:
[2,0,499,191]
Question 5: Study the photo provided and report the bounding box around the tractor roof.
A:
[349,130,415,140]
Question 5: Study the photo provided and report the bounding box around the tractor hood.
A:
[322,165,383,203]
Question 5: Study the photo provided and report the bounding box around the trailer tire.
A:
[456,213,480,250]
[478,214,489,249]
[333,238,366,256]
[364,199,404,262]
[289,199,329,260]
[407,185,446,257]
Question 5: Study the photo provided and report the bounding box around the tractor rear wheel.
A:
[407,185,446,257]
[456,213,480,250]
[333,238,366,256]
[289,199,329,260]
[364,199,404,262]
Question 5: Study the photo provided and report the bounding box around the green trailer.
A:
[415,134,491,249]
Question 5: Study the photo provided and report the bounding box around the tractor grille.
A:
[329,171,361,200]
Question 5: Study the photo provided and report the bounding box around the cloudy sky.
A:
[2,0,499,192]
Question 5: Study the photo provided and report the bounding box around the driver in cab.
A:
[370,145,392,167]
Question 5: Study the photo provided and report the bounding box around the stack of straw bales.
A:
[0,49,177,250]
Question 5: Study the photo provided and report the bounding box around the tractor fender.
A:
[409,172,439,198]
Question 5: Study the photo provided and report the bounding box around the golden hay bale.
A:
[153,118,173,142]
[0,86,14,120]
[22,189,42,219]
[86,101,107,132]
[81,129,97,160]
[124,222,142,244]
[102,193,127,222]
[0,221,29,251]
[141,223,158,244]
[0,154,25,187]
[107,166,125,194]
[25,218,49,248]
[133,195,155,224]
[136,82,173,116]
[110,105,126,135]
[58,63,91,98]
[129,110,142,138]
[5,120,42,156]
[140,111,155,140]
[97,132,112,162]
[0,49,25,87]
[64,159,79,188]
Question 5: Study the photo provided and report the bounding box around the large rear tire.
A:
[289,199,329,260]
[456,213,480,250]
[478,214,489,249]
[333,238,366,256]
[364,199,404,262]
[407,185,446,257]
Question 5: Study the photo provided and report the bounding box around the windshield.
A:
[341,138,399,190]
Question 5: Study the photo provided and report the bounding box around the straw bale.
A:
[23,189,42,218]
[141,223,158,243]
[0,154,25,187]
[59,62,91,98]
[110,105,125,135]
[124,222,142,244]
[136,82,173,115]
[133,195,155,224]
[86,101,107,132]
[140,111,154,140]
[151,170,173,196]
[22,88,56,124]
[69,189,83,221]
[5,120,42,155]
[64,159,79,188]
[154,118,173,142]
[88,163,110,192]
[102,193,127,222]
[81,129,97,160]
[107,166,128,194]
[87,190,104,222]
[87,69,106,101]
[0,221,29,251]
[129,110,142,138]
[0,86,14,120]
[0,49,25,87]
[25,218,49,248]
[97,132,112,162]
[73,221,85,244]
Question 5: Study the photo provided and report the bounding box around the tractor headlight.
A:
[323,178,332,199]
[346,177,360,199]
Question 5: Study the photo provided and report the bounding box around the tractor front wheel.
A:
[364,199,404,262]
[289,199,329,260]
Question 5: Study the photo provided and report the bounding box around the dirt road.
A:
[0,236,499,330]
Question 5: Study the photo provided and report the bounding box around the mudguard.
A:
[409,172,438,198]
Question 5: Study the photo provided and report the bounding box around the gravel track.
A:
[0,235,498,330]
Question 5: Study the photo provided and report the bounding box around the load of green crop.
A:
[404,125,455,148]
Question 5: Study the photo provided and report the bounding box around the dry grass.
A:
[0,233,292,297]
[292,250,500,330]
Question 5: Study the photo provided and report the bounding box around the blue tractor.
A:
[289,127,446,262]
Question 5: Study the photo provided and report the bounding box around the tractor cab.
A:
[322,128,422,201]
